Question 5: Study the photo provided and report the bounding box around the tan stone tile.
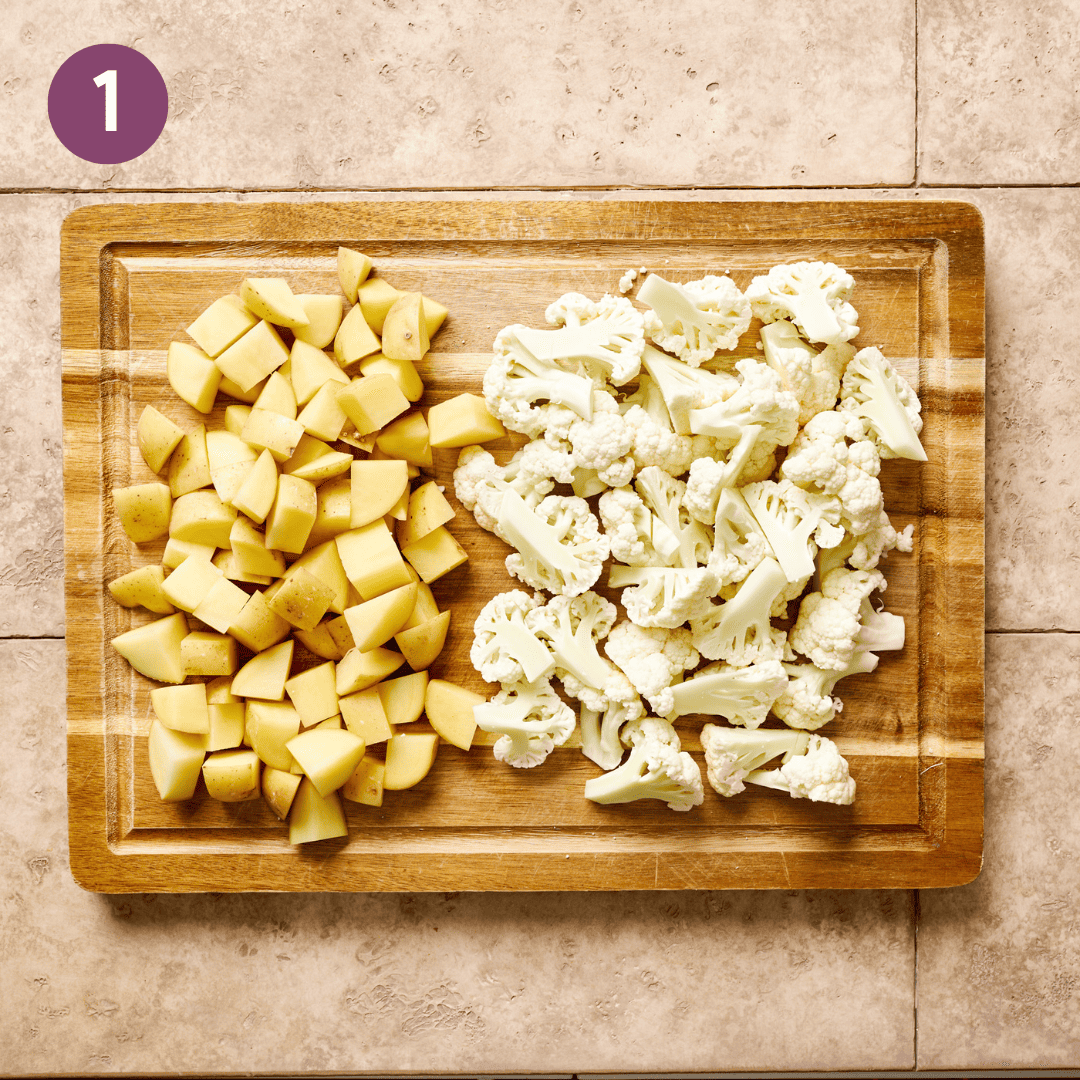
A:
[917,633,1080,1070]
[5,1,914,189]
[0,197,65,636]
[0,634,915,1075]
[919,1,1080,184]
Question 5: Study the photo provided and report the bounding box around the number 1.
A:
[93,69,117,131]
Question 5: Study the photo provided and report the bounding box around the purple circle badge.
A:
[48,44,168,165]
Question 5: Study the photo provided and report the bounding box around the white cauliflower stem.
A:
[666,660,788,728]
[473,678,577,768]
[838,346,927,461]
[584,723,704,811]
[470,590,555,685]
[744,733,856,804]
[746,261,859,346]
[700,725,811,797]
[638,273,752,366]
[511,292,645,386]
[498,489,609,597]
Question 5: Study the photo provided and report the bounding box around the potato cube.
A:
[339,687,393,745]
[343,581,417,652]
[289,451,352,486]
[333,302,381,367]
[287,727,366,797]
[297,378,349,442]
[163,538,215,569]
[161,552,223,613]
[381,292,429,363]
[231,448,279,524]
[170,490,237,548]
[427,392,507,448]
[151,682,210,735]
[206,429,259,505]
[224,404,252,436]
[401,525,468,583]
[202,748,262,802]
[192,575,250,633]
[401,581,440,630]
[356,278,404,335]
[218,373,267,403]
[342,756,385,806]
[357,353,424,402]
[186,294,258,358]
[108,565,174,614]
[336,519,413,599]
[286,540,350,614]
[167,341,222,414]
[264,474,317,554]
[337,247,372,305]
[240,407,306,463]
[399,481,456,547]
[113,482,172,543]
[374,411,432,468]
[181,630,239,677]
[305,475,353,549]
[268,566,335,631]
[383,731,439,790]
[377,671,428,726]
[215,320,290,392]
[335,646,405,696]
[167,423,212,498]
[394,610,451,671]
[206,702,246,751]
[325,613,356,655]
[228,590,292,652]
[229,517,286,578]
[350,458,410,528]
[110,612,188,684]
[285,661,340,727]
[253,370,297,419]
[294,294,345,350]
[293,621,346,662]
[288,778,348,844]
[289,339,349,406]
[232,638,295,701]
[148,719,205,801]
[137,405,185,474]
[239,277,310,330]
[336,374,410,436]
[245,700,302,771]
[262,766,302,820]
[424,678,484,750]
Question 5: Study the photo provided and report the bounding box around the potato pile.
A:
[108,249,504,843]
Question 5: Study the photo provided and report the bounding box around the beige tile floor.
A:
[3,1,1079,1074]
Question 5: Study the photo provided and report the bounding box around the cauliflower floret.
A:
[620,402,695,478]
[667,659,788,728]
[741,478,845,584]
[604,620,700,717]
[499,490,610,597]
[567,390,635,482]
[578,677,646,771]
[598,485,680,567]
[610,564,721,630]
[473,677,577,768]
[634,465,713,569]
[781,409,885,538]
[750,734,856,804]
[509,291,645,387]
[759,319,854,426]
[707,488,773,587]
[838,346,927,461]
[772,649,879,731]
[584,724,704,811]
[483,325,598,437]
[690,556,792,666]
[699,724,811,798]
[525,591,620,703]
[745,261,859,346]
[640,344,739,435]
[470,590,555,686]
[638,273,752,366]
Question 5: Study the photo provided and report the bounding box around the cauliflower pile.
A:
[455,264,926,811]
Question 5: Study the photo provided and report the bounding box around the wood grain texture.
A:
[61,200,984,892]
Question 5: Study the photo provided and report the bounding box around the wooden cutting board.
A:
[61,199,984,892]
